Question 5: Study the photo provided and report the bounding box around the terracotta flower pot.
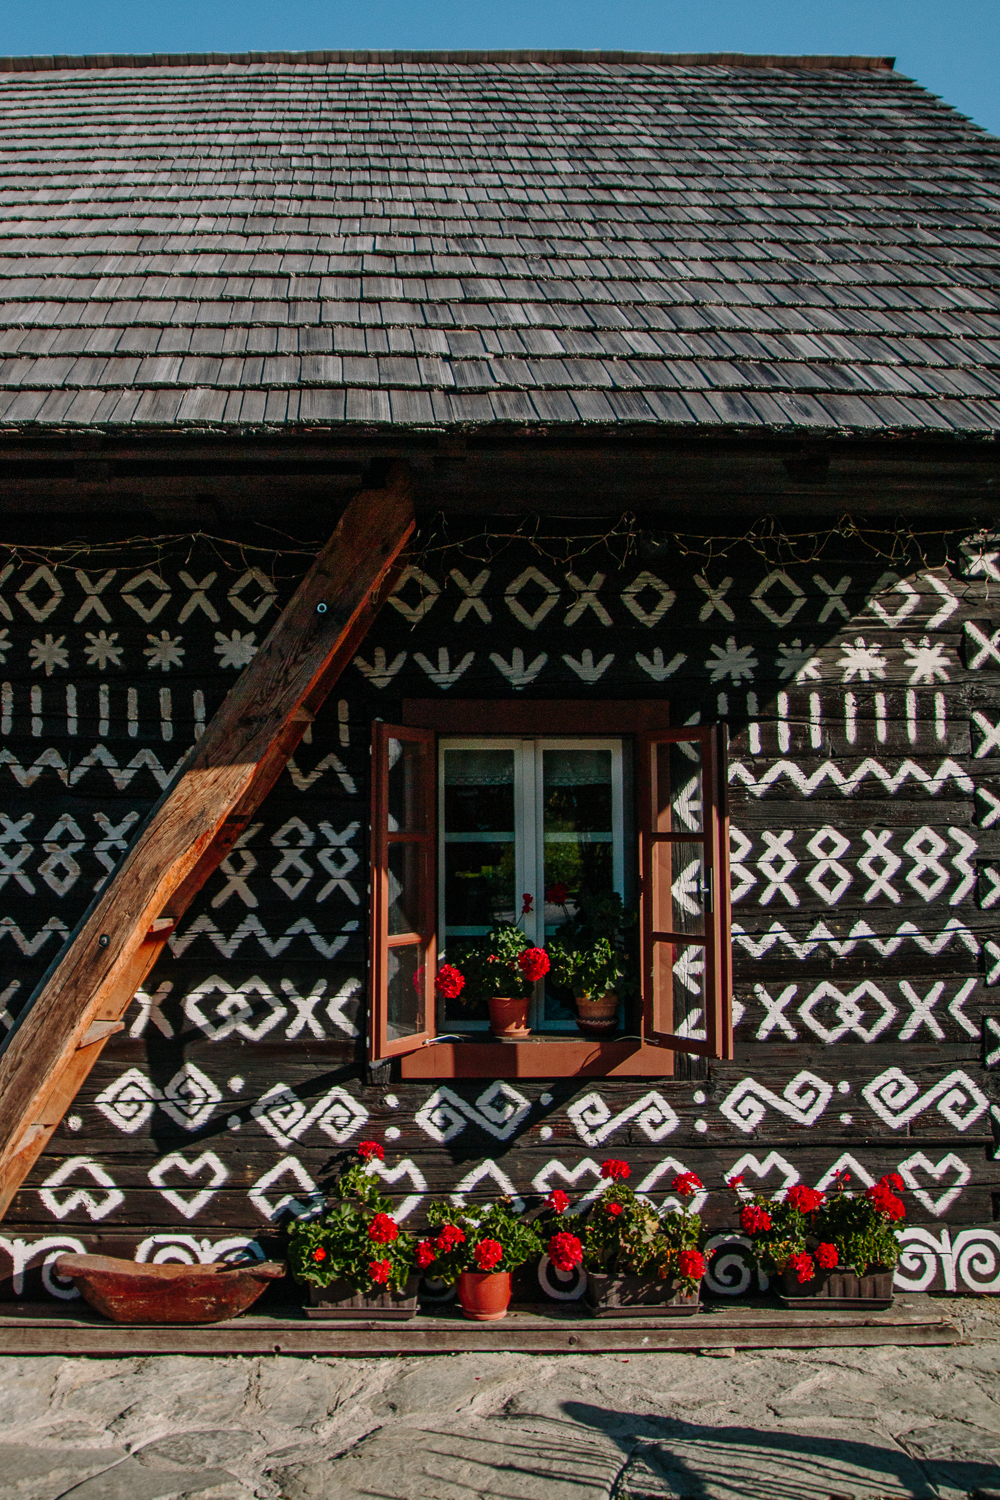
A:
[574,990,618,1038]
[488,995,530,1039]
[457,1270,512,1320]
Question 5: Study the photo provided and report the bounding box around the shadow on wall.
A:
[560,1401,1000,1500]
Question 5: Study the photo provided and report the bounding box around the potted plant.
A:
[457,895,550,1038]
[422,1197,543,1320]
[287,1142,420,1319]
[547,890,633,1037]
[728,1170,903,1308]
[580,1159,707,1316]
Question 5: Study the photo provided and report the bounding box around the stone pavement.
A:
[2,1298,1000,1499]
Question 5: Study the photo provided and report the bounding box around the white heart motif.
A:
[148,1151,229,1219]
[897,1151,971,1216]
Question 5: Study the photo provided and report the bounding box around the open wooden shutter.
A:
[639,724,732,1059]
[369,723,437,1061]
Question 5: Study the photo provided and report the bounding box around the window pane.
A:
[388,737,428,833]
[654,841,706,937]
[444,842,515,930]
[543,748,616,1024]
[387,842,423,936]
[386,943,424,1041]
[653,940,708,1042]
[655,741,703,833]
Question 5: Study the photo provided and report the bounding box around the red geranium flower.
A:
[435,1223,466,1252]
[866,1179,905,1221]
[887,1172,905,1191]
[727,1174,745,1188]
[671,1172,703,1198]
[434,963,465,1000]
[312,1247,327,1262]
[606,1202,623,1217]
[814,1242,839,1270]
[740,1204,772,1235]
[474,1239,504,1271]
[368,1212,399,1244]
[369,1259,391,1285]
[547,1232,584,1274]
[546,883,569,905]
[518,946,550,983]
[677,1248,707,1280]
[785,1183,825,1215]
[547,1189,570,1215]
[601,1159,630,1181]
[788,1251,815,1285]
[521,893,534,914]
[415,1240,437,1269]
[357,1140,384,1162]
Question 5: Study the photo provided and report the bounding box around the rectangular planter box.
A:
[304,1277,419,1320]
[584,1271,700,1318]
[777,1265,894,1310]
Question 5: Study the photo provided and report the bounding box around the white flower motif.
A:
[84,630,122,669]
[214,630,258,670]
[776,638,822,683]
[0,628,10,664]
[29,634,68,676]
[902,635,951,684]
[706,636,758,684]
[837,636,887,683]
[144,631,185,672]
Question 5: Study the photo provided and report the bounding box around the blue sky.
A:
[3,0,999,136]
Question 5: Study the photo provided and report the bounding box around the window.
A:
[369,702,732,1078]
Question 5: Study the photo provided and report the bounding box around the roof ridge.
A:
[0,48,897,74]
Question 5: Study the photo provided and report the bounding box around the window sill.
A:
[398,1037,674,1078]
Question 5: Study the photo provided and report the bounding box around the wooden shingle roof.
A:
[0,50,998,434]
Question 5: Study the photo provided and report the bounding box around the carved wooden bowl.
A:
[54,1253,286,1324]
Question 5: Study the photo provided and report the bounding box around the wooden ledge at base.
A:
[0,1298,960,1356]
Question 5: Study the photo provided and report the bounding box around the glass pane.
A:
[654,841,706,937]
[653,940,708,1042]
[543,748,615,1023]
[387,842,423,936]
[387,942,424,1041]
[444,841,515,931]
[387,737,428,834]
[655,741,702,833]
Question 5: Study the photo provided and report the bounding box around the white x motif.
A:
[814,573,852,622]
[972,711,1000,759]
[966,621,1000,669]
[753,983,798,1040]
[694,574,735,622]
[858,829,902,904]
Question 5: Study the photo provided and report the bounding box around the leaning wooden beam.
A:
[0,465,414,1218]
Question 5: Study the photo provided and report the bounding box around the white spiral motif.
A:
[537,1253,586,1302]
[718,1072,833,1134]
[862,1067,988,1131]
[893,1229,943,1292]
[702,1234,767,1297]
[566,1091,679,1147]
[955,1230,1000,1294]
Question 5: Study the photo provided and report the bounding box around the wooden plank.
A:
[0,1307,960,1356]
[0,466,415,1219]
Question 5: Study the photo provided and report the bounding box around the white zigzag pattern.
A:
[169,915,359,958]
[733,916,980,960]
[731,757,973,799]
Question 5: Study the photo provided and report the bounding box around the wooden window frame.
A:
[368,701,732,1079]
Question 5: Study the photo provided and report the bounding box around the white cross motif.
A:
[450,568,491,623]
[758,830,799,906]
[898,981,946,1041]
[972,711,1000,759]
[858,829,902,903]
[178,570,220,622]
[753,983,798,1040]
[965,621,1000,669]
[564,571,612,626]
[961,533,1000,581]
[814,573,852,622]
[694,574,735,622]
[73,568,116,622]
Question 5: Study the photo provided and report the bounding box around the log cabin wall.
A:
[1,503,998,1303]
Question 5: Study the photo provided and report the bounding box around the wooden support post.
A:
[0,466,414,1218]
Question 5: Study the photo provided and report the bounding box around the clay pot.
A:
[457,1270,512,1321]
[488,995,530,1039]
[54,1253,285,1324]
[574,991,618,1038]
